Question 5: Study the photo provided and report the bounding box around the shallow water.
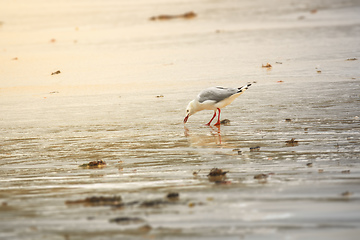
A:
[1,0,360,239]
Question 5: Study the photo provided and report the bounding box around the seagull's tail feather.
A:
[237,83,251,93]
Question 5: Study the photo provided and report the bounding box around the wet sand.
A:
[1,0,360,239]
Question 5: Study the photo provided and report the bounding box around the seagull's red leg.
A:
[214,108,221,125]
[206,110,217,125]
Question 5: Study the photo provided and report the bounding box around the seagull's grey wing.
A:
[198,87,238,103]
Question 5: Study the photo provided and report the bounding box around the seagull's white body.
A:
[184,84,251,125]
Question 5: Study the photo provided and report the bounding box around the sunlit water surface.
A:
[1,0,360,239]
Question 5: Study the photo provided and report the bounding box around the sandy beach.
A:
[1,0,360,239]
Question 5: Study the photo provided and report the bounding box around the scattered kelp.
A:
[139,193,180,207]
[111,193,186,210]
[65,196,122,206]
[66,192,184,210]
[140,199,169,208]
[109,217,146,225]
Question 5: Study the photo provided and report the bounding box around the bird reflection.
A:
[210,125,222,144]
[184,125,222,146]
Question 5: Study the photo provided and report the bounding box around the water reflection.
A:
[184,125,222,146]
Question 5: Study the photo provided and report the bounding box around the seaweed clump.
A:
[285,138,299,147]
[79,160,106,169]
[65,196,122,206]
[208,168,228,182]
[150,11,196,21]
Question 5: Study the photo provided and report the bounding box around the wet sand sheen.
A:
[1,0,360,239]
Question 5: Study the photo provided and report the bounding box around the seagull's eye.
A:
[187,110,189,113]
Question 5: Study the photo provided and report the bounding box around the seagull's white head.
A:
[184,100,196,124]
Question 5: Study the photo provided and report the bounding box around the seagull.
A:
[184,84,251,125]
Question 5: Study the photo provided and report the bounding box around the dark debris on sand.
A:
[51,70,61,75]
[65,196,122,206]
[285,138,299,147]
[250,146,260,152]
[220,119,230,126]
[208,168,228,182]
[149,11,196,21]
[79,160,106,169]
[254,173,268,180]
[262,63,272,68]
[109,217,146,225]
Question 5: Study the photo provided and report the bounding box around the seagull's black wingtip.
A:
[244,83,251,90]
[238,83,252,92]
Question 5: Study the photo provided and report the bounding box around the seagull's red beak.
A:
[184,114,189,124]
